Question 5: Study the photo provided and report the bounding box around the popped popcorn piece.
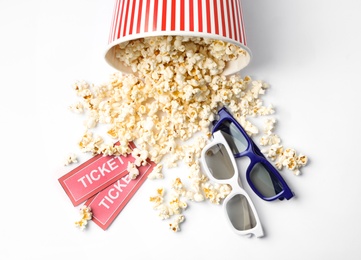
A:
[202,182,232,204]
[297,154,308,166]
[185,190,205,202]
[148,164,164,180]
[78,130,104,154]
[260,133,281,146]
[74,219,88,231]
[72,80,90,95]
[217,183,232,201]
[75,205,92,231]
[168,197,188,215]
[264,118,277,135]
[127,161,139,180]
[260,118,281,146]
[181,161,210,203]
[149,188,165,209]
[262,144,284,162]
[99,143,118,156]
[68,102,84,113]
[80,205,92,220]
[131,148,149,167]
[84,112,98,129]
[157,204,172,220]
[171,177,185,194]
[64,153,77,166]
[169,215,185,232]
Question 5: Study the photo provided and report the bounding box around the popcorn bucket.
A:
[105,0,251,75]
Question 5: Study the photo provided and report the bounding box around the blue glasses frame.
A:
[212,107,294,201]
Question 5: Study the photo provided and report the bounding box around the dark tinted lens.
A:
[226,194,257,231]
[204,143,234,180]
[217,120,248,154]
[250,163,284,198]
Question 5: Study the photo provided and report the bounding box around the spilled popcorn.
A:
[75,205,92,231]
[260,118,308,175]
[169,215,185,232]
[64,153,77,166]
[148,164,164,180]
[127,161,139,180]
[65,36,309,231]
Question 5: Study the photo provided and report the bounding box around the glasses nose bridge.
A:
[250,140,264,157]
[234,149,255,169]
[242,146,263,164]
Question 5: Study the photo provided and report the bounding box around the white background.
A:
[1,0,361,259]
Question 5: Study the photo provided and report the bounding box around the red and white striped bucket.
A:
[105,0,251,75]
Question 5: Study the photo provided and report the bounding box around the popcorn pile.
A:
[66,36,308,231]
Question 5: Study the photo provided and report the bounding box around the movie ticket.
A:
[59,143,136,206]
[85,160,155,230]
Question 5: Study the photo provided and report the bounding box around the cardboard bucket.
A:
[105,0,251,75]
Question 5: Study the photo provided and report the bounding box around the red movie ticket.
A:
[59,143,136,206]
[85,160,156,230]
